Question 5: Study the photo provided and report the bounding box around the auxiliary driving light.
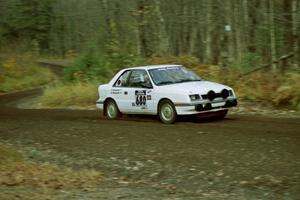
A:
[207,91,216,101]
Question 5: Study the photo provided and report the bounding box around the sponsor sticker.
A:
[111,89,121,94]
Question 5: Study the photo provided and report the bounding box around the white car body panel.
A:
[96,65,237,116]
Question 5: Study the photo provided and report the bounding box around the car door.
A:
[124,70,155,114]
[111,70,132,113]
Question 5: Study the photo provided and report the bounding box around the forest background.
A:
[0,0,299,110]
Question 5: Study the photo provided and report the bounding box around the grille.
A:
[201,93,221,99]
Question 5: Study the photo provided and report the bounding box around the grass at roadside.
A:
[0,143,102,199]
[0,55,56,93]
[40,82,98,108]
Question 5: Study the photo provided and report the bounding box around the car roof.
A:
[126,64,182,71]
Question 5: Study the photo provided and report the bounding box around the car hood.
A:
[158,81,232,95]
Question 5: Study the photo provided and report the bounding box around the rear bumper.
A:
[175,98,237,115]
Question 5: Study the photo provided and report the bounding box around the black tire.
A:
[158,100,177,124]
[105,100,120,120]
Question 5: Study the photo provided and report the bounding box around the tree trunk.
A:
[204,1,213,64]
[224,1,235,65]
[154,0,169,55]
[292,0,299,67]
[234,1,243,65]
[242,0,249,51]
[136,0,150,57]
[269,0,277,70]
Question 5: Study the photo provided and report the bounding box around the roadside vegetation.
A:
[0,54,56,93]
[40,46,143,107]
[41,82,98,108]
[0,143,102,199]
[40,54,300,111]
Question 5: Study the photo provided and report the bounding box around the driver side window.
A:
[128,70,152,88]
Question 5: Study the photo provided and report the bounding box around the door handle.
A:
[124,91,128,95]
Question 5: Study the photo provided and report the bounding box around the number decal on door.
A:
[135,90,147,106]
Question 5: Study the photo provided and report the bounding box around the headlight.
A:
[189,94,200,101]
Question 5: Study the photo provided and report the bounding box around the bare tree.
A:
[292,0,299,67]
[268,0,277,70]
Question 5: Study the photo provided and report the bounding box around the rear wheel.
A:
[158,100,177,124]
[105,100,120,119]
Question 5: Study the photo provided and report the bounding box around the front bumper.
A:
[174,97,237,115]
[96,101,104,110]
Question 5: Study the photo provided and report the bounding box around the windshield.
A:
[148,66,201,86]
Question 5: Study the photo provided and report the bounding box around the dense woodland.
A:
[0,0,299,69]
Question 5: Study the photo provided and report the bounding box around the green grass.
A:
[0,69,55,92]
[0,55,56,93]
[40,82,98,107]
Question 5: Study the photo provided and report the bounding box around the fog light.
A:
[204,103,212,110]
[225,99,237,107]
[195,104,204,111]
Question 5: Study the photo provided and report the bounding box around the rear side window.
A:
[114,70,131,87]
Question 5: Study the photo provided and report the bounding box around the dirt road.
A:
[1,90,300,199]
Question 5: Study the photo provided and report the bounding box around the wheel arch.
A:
[103,97,117,116]
[157,98,175,114]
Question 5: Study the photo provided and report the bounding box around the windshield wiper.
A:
[157,81,175,85]
[177,79,201,83]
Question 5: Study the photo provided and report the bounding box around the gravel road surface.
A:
[0,89,300,199]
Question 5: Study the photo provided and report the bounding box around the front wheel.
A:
[105,100,120,120]
[158,100,177,124]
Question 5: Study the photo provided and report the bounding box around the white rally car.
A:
[96,65,237,124]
